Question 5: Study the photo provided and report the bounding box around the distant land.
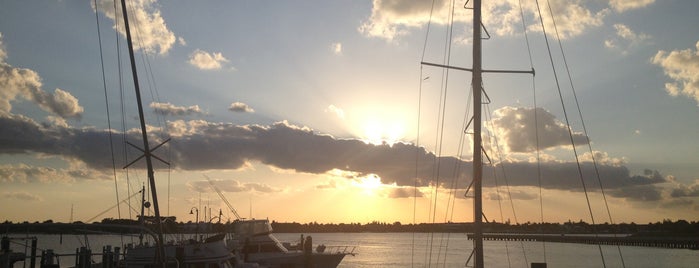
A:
[1,218,697,237]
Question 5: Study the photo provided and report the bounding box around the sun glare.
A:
[362,119,406,145]
[354,174,383,195]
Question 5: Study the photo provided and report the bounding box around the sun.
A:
[361,118,406,145]
[359,175,382,189]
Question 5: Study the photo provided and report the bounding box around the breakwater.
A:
[467,233,698,249]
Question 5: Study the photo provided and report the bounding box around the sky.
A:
[1,0,698,225]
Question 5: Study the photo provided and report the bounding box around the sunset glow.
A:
[0,0,697,225]
[361,119,406,145]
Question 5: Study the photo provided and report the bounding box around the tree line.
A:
[1,218,697,236]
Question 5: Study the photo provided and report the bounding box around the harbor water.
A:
[4,233,697,267]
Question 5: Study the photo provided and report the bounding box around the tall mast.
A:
[472,0,484,267]
[119,0,166,263]
[421,1,533,266]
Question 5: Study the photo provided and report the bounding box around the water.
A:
[4,233,697,267]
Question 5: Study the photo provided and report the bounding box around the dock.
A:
[466,233,698,249]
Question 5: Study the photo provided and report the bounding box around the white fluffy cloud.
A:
[604,24,650,54]
[652,40,699,106]
[188,49,230,70]
[609,0,655,12]
[325,105,345,119]
[93,0,177,55]
[228,102,254,113]
[150,102,205,116]
[488,106,589,153]
[359,0,452,41]
[359,0,610,41]
[0,33,83,118]
[526,0,608,39]
[579,151,627,166]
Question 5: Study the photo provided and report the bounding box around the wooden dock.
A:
[466,233,698,249]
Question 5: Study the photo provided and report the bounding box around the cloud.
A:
[528,0,609,39]
[316,180,337,189]
[388,187,423,198]
[0,163,109,183]
[651,40,699,106]
[93,0,176,55]
[228,102,254,113]
[670,181,699,198]
[0,33,6,60]
[0,34,84,119]
[2,191,42,202]
[330,42,343,55]
[487,189,538,201]
[359,0,608,41]
[359,0,448,41]
[0,114,135,170]
[604,24,650,55]
[488,107,589,153]
[187,179,279,194]
[0,114,680,205]
[325,105,345,119]
[609,0,655,12]
[659,198,694,209]
[150,102,205,116]
[609,184,663,201]
[188,49,230,70]
[579,151,626,166]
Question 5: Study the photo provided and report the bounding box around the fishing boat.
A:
[225,219,354,268]
[206,177,353,267]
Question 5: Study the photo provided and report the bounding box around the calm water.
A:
[4,233,697,267]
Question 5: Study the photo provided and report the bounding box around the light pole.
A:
[189,207,199,238]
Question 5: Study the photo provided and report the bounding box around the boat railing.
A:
[318,245,356,256]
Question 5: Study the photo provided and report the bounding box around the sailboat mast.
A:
[472,0,484,267]
[119,0,166,263]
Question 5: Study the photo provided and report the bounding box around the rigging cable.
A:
[95,0,122,220]
[440,80,473,268]
[517,0,547,262]
[414,0,436,265]
[127,0,173,217]
[484,103,534,267]
[111,0,137,224]
[482,105,513,268]
[433,0,462,266]
[533,0,606,266]
[425,0,461,265]
[543,0,626,266]
[414,0,440,265]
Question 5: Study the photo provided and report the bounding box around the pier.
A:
[467,233,698,249]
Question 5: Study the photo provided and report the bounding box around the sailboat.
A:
[418,0,636,267]
[101,0,254,267]
[419,1,538,267]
